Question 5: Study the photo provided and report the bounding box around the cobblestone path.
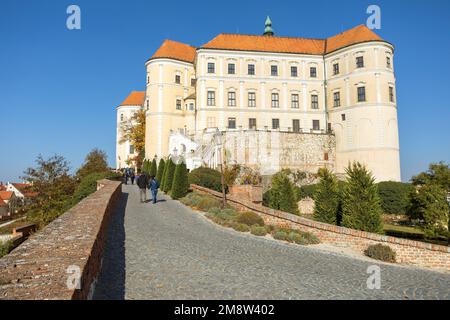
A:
[93,184,450,300]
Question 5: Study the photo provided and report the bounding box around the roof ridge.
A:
[213,33,326,42]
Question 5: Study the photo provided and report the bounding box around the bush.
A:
[0,241,13,258]
[313,168,341,225]
[267,171,299,215]
[294,184,317,201]
[364,244,396,263]
[188,167,224,193]
[251,225,268,236]
[171,162,189,199]
[71,171,120,205]
[197,197,221,211]
[342,162,384,233]
[273,230,289,241]
[162,159,176,193]
[150,159,157,177]
[156,159,165,183]
[236,211,265,226]
[378,181,413,215]
[232,223,250,233]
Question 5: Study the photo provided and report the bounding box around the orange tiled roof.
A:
[201,25,385,55]
[0,199,7,207]
[119,91,145,106]
[12,183,32,190]
[0,191,13,201]
[149,39,196,63]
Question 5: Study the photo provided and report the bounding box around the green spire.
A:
[263,16,274,36]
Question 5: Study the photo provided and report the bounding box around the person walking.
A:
[137,173,149,203]
[149,176,160,204]
[130,170,135,185]
[123,169,128,185]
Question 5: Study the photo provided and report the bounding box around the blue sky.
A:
[0,0,449,183]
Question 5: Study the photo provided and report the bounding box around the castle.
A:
[116,18,400,182]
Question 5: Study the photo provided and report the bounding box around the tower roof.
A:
[264,16,274,36]
[148,39,196,64]
[118,91,145,107]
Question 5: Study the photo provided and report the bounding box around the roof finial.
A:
[263,16,274,36]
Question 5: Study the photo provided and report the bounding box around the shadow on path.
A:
[92,191,128,300]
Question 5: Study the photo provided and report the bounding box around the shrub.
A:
[171,162,189,199]
[0,241,13,258]
[232,223,250,233]
[197,197,221,211]
[267,171,299,215]
[294,184,317,201]
[236,211,265,226]
[150,159,157,177]
[313,168,341,225]
[162,159,176,193]
[71,171,120,205]
[156,159,165,183]
[251,225,268,236]
[341,162,383,233]
[273,230,289,241]
[188,167,224,193]
[364,244,396,263]
[378,181,413,215]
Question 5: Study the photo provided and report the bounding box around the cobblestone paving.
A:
[94,184,450,300]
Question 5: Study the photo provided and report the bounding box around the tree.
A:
[150,158,157,177]
[156,159,165,183]
[160,159,169,191]
[341,162,383,233]
[76,148,109,179]
[408,184,449,237]
[171,162,189,199]
[268,171,299,215]
[313,168,341,225]
[21,154,77,227]
[188,167,223,192]
[120,110,146,169]
[377,181,413,215]
[162,159,176,193]
[411,162,450,191]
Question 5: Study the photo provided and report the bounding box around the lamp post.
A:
[215,129,227,208]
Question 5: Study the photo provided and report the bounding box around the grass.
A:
[383,223,448,246]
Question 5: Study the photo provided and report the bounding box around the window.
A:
[147,76,149,84]
[310,67,317,78]
[333,92,341,107]
[312,120,320,131]
[129,145,135,154]
[311,94,319,109]
[291,94,299,109]
[389,86,395,102]
[175,75,181,84]
[228,91,236,106]
[249,118,257,130]
[146,100,149,108]
[291,66,298,77]
[248,92,256,107]
[207,91,215,106]
[271,93,279,108]
[386,56,391,68]
[333,63,339,75]
[324,153,329,161]
[120,114,124,121]
[248,64,255,75]
[356,56,364,68]
[228,117,236,129]
[293,119,300,132]
[357,86,366,102]
[207,117,216,128]
[341,114,346,121]
[228,63,235,74]
[272,118,280,130]
[189,103,194,111]
[191,78,196,86]
[176,99,182,110]
[271,65,278,76]
[207,62,215,74]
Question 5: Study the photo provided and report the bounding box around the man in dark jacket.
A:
[149,176,159,204]
[137,173,149,203]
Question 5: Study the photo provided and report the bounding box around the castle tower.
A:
[325,26,400,182]
[144,40,197,159]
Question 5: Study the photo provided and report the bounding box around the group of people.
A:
[122,168,135,185]
[136,173,159,204]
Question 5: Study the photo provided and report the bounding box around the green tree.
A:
[377,181,413,214]
[313,168,341,225]
[150,158,157,177]
[171,162,189,199]
[76,148,109,179]
[341,162,383,233]
[163,159,176,193]
[268,171,298,215]
[160,159,169,191]
[22,154,77,227]
[156,158,165,183]
[408,184,449,237]
[188,167,223,192]
[411,162,450,190]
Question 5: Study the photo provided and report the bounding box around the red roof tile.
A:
[0,191,13,201]
[325,25,383,54]
[119,91,145,106]
[0,199,7,207]
[149,39,196,63]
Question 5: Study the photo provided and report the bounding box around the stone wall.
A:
[191,184,450,273]
[0,179,122,300]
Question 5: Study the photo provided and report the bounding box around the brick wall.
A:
[0,179,122,300]
[191,184,450,273]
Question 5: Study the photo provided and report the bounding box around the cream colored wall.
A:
[145,59,196,158]
[326,42,400,181]
[116,105,142,169]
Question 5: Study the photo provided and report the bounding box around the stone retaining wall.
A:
[0,179,122,300]
[191,184,450,273]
